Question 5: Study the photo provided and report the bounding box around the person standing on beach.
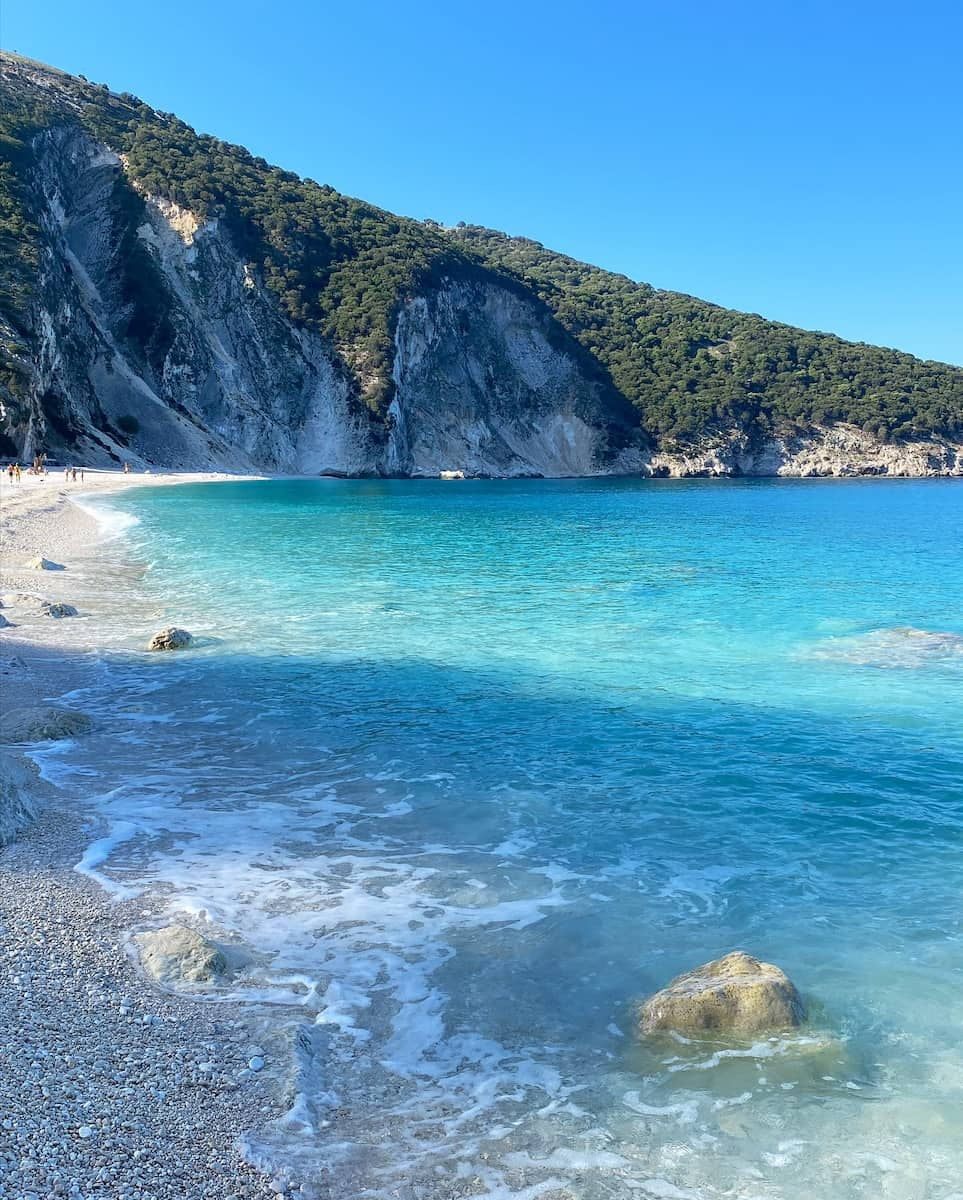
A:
[64,466,70,482]
[14,464,21,483]
[5,464,12,482]
[71,467,77,482]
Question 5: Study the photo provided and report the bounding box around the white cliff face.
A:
[21,128,374,473]
[389,282,643,477]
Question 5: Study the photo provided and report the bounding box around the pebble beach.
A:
[0,470,284,1200]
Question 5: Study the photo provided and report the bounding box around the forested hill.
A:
[1,50,961,454]
[448,227,963,444]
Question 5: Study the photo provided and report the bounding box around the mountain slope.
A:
[1,51,960,476]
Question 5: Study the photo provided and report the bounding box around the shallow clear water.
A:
[49,478,963,1198]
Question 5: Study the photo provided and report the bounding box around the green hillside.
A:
[2,51,961,443]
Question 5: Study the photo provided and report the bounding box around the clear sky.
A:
[3,0,961,365]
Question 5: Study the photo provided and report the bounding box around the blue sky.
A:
[4,0,961,365]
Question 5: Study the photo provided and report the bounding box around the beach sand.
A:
[0,470,287,1199]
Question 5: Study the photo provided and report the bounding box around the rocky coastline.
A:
[0,470,289,1200]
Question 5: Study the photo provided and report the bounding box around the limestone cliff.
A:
[4,128,644,477]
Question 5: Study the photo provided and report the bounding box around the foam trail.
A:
[74,821,142,900]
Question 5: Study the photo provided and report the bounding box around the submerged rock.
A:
[0,751,41,846]
[812,626,963,669]
[24,557,64,571]
[147,627,193,651]
[136,924,228,984]
[0,705,93,744]
[640,951,805,1037]
[42,602,79,619]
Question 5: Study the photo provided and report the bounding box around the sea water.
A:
[41,478,963,1198]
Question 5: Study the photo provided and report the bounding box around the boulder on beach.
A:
[1,593,46,609]
[24,557,64,571]
[0,613,11,629]
[42,602,79,619]
[136,924,228,984]
[0,705,93,744]
[639,951,805,1037]
[147,627,194,651]
[0,750,42,846]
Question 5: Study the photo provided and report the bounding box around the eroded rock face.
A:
[0,705,92,744]
[147,627,193,651]
[0,750,42,846]
[639,951,805,1037]
[136,925,228,985]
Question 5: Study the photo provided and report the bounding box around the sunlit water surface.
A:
[43,478,963,1199]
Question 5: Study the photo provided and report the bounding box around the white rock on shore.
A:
[137,924,230,985]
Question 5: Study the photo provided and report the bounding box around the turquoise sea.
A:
[55,478,963,1198]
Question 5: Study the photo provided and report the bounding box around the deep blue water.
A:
[61,477,963,1198]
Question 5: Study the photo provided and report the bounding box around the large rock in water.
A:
[147,627,193,651]
[42,602,79,619]
[640,951,805,1037]
[136,925,228,984]
[0,705,92,743]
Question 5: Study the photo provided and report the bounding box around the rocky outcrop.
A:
[648,424,962,478]
[640,951,805,1037]
[136,924,229,985]
[147,626,193,651]
[0,750,43,846]
[0,705,92,743]
[388,282,644,478]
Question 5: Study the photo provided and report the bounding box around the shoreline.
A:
[0,470,287,1200]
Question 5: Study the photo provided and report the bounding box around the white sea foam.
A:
[74,820,142,900]
[71,495,142,542]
